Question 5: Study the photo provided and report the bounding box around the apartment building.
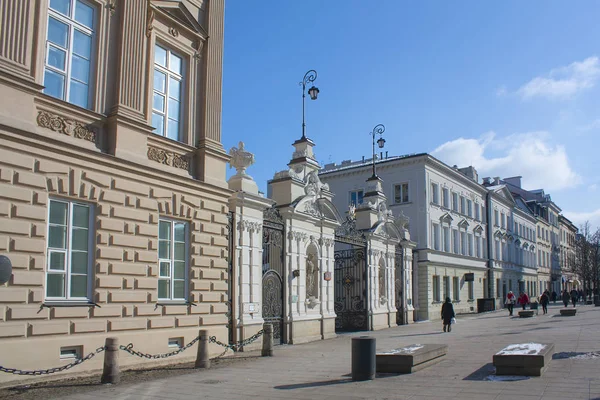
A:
[0,0,230,382]
[320,155,489,321]
[559,215,578,290]
[482,178,538,301]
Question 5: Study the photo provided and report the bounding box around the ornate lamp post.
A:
[369,124,386,178]
[300,70,319,140]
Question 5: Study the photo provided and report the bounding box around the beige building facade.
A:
[559,215,578,291]
[0,0,231,384]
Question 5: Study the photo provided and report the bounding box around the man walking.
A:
[539,290,550,314]
[570,288,579,307]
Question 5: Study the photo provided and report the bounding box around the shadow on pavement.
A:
[391,332,445,338]
[274,373,402,390]
[463,363,496,381]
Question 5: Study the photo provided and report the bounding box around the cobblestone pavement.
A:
[59,303,600,400]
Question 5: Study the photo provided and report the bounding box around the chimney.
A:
[458,166,479,183]
[493,177,500,185]
[483,177,491,185]
[503,176,522,188]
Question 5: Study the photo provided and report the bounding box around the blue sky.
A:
[221,1,600,229]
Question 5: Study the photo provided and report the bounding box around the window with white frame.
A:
[494,210,499,226]
[442,188,449,208]
[452,192,458,211]
[394,183,409,204]
[460,196,465,214]
[468,280,474,300]
[501,212,505,228]
[433,275,440,302]
[480,205,485,223]
[46,199,93,300]
[443,226,450,252]
[44,0,95,108]
[460,231,467,255]
[453,276,459,301]
[467,200,472,217]
[431,182,439,204]
[152,45,184,141]
[349,190,363,206]
[158,219,189,300]
[443,276,450,300]
[467,233,473,256]
[495,239,500,260]
[475,203,480,220]
[432,223,441,250]
[475,235,482,258]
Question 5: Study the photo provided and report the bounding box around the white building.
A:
[320,154,489,321]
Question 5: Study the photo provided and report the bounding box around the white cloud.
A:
[589,184,598,192]
[563,209,600,232]
[496,85,507,97]
[517,56,600,100]
[431,131,581,191]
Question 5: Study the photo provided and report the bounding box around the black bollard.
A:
[351,336,376,381]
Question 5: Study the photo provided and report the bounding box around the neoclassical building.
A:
[0,0,230,383]
[559,215,578,290]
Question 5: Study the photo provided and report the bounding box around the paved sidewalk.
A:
[62,304,600,400]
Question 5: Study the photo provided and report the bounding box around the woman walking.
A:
[505,291,516,316]
[517,291,529,310]
[562,289,570,307]
[539,290,550,314]
[441,297,455,333]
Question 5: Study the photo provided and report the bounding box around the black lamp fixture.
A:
[370,124,385,178]
[300,70,319,139]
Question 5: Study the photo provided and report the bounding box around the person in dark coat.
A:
[570,289,578,307]
[539,290,550,314]
[551,291,557,304]
[441,297,455,333]
[562,289,570,307]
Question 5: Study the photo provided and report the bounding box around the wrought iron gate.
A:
[262,207,285,343]
[334,218,368,331]
[395,246,405,325]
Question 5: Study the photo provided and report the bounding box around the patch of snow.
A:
[486,375,530,381]
[496,343,546,356]
[379,344,424,355]
[554,351,600,360]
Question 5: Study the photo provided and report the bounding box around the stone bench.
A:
[518,310,535,318]
[376,344,447,373]
[493,343,554,376]
[560,308,577,316]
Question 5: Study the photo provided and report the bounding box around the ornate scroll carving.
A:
[146,3,155,38]
[169,27,179,37]
[147,146,189,170]
[37,111,96,143]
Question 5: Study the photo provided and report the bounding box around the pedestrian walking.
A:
[517,291,530,310]
[539,290,549,314]
[562,289,570,307]
[570,289,578,307]
[505,291,516,316]
[551,291,557,304]
[441,297,455,333]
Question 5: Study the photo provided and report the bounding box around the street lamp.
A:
[370,124,385,178]
[300,70,319,140]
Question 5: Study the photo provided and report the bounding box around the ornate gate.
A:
[334,218,368,331]
[262,207,285,343]
[395,246,405,325]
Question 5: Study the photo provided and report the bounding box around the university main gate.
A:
[334,218,368,331]
[262,207,285,343]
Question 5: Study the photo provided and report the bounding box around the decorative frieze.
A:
[287,230,308,242]
[237,219,262,233]
[147,146,190,170]
[36,111,96,143]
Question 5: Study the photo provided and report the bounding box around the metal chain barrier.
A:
[119,335,201,359]
[209,329,264,358]
[0,346,106,376]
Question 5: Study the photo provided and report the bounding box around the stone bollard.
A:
[352,336,376,381]
[195,329,210,368]
[101,337,120,384]
[261,323,273,357]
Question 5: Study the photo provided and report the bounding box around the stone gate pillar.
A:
[228,142,273,349]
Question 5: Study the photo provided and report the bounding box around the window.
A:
[152,45,184,141]
[460,196,466,214]
[158,219,188,300]
[475,203,480,220]
[44,0,95,108]
[349,190,363,206]
[46,199,93,300]
[452,229,459,254]
[442,188,449,208]
[453,277,459,301]
[431,183,439,204]
[394,183,409,204]
[467,200,472,217]
[537,226,540,238]
[501,212,505,228]
[494,210,499,226]
[460,231,467,255]
[467,233,473,256]
[475,236,482,258]
[452,192,458,211]
[496,279,501,298]
[433,275,441,302]
[443,276,450,300]
[468,281,474,300]
[480,205,485,223]
[495,239,500,260]
[443,227,450,252]
[432,223,440,250]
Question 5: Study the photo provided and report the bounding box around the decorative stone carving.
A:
[147,146,189,170]
[377,202,393,222]
[395,210,410,230]
[348,203,356,220]
[237,219,262,233]
[107,0,117,15]
[193,40,205,60]
[304,171,329,197]
[169,27,179,37]
[287,230,308,242]
[292,149,309,159]
[302,201,321,218]
[318,237,334,248]
[37,111,96,143]
[305,252,319,299]
[229,141,255,176]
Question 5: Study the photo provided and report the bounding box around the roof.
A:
[319,153,427,175]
